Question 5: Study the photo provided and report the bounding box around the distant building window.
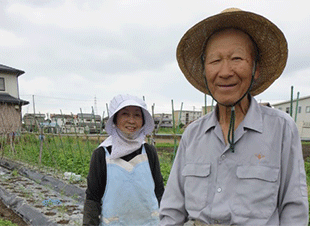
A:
[285,107,290,114]
[298,106,301,113]
[0,78,4,91]
[306,106,310,113]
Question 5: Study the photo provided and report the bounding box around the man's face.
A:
[204,29,259,106]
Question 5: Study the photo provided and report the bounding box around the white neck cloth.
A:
[100,126,146,159]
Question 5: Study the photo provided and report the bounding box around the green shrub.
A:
[1,134,98,178]
[0,219,18,226]
[305,161,310,185]
[158,151,174,185]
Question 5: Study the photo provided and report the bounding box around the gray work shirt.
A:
[159,97,308,225]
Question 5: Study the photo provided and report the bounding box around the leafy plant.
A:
[158,151,173,185]
[2,134,97,178]
[0,219,18,226]
[11,169,18,177]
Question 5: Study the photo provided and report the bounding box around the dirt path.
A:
[0,159,85,225]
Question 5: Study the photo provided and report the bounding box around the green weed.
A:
[0,219,18,226]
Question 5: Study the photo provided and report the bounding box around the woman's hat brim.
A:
[177,8,288,96]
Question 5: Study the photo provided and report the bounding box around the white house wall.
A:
[273,96,310,139]
[175,111,202,125]
[0,73,18,98]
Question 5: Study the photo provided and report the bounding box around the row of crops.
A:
[0,132,175,184]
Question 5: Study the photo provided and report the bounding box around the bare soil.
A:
[302,143,310,160]
[0,198,28,225]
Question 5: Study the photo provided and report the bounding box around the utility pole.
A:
[295,91,300,122]
[204,94,207,114]
[290,86,294,117]
[94,96,98,116]
[32,95,36,115]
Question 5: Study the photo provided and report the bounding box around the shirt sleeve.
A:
[145,143,165,205]
[83,147,106,225]
[159,136,188,225]
[278,119,309,225]
[83,199,101,225]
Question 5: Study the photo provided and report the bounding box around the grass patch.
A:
[157,128,184,134]
[0,219,18,226]
[1,133,99,178]
[155,143,176,148]
[305,161,310,223]
[158,151,174,185]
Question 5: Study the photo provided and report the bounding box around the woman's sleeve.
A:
[83,147,106,225]
[83,199,101,225]
[145,144,165,205]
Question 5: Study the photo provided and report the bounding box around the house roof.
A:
[0,64,25,76]
[0,93,29,105]
[77,113,101,120]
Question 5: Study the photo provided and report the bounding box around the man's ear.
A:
[254,63,260,80]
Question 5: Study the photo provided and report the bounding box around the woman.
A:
[83,94,164,225]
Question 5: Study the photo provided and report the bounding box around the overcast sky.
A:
[1,0,309,117]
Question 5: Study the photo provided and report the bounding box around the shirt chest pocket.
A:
[231,165,280,219]
[182,163,211,211]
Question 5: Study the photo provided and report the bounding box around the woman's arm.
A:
[145,143,165,205]
[83,147,107,225]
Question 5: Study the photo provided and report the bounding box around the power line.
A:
[20,94,96,102]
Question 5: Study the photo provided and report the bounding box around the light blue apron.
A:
[100,146,159,225]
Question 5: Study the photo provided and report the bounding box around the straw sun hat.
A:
[177,8,288,96]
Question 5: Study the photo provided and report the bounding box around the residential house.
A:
[201,105,215,115]
[76,113,102,134]
[0,64,29,134]
[23,113,45,132]
[174,110,202,127]
[272,95,310,140]
[154,113,173,130]
[50,114,76,133]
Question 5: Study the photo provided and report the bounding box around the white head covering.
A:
[100,94,154,159]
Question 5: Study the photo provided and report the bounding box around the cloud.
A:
[0,29,24,47]
[0,0,308,117]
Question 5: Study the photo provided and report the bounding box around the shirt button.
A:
[221,155,226,159]
[217,187,222,193]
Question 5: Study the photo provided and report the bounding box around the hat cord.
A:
[227,106,235,152]
[204,61,257,152]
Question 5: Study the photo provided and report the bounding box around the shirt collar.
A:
[204,96,263,133]
[242,96,263,133]
[204,109,219,133]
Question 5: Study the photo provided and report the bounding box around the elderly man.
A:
[159,8,309,225]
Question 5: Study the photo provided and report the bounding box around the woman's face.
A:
[115,106,143,135]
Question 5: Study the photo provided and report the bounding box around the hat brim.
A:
[177,9,288,96]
